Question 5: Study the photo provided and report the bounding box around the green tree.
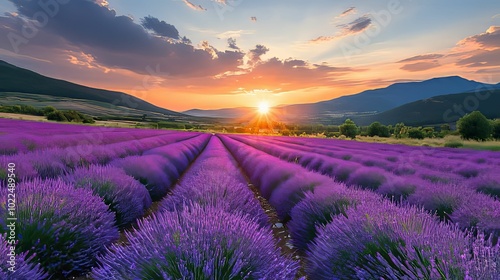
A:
[422,127,435,138]
[491,119,500,140]
[42,106,57,116]
[367,122,390,137]
[457,111,492,141]
[339,119,358,139]
[408,128,424,139]
[394,122,406,138]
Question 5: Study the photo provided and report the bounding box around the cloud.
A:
[456,49,500,67]
[398,54,444,63]
[250,16,257,22]
[459,26,500,49]
[400,61,441,72]
[247,44,269,66]
[4,0,243,77]
[341,15,372,33]
[338,7,356,18]
[141,16,179,39]
[217,30,254,39]
[227,38,239,50]
[182,0,207,11]
[93,0,109,7]
[309,15,372,44]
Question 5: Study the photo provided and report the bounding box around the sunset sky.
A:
[1,0,499,111]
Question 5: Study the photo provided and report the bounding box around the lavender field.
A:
[1,119,500,279]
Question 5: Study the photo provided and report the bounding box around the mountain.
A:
[183,107,255,119]
[351,88,500,126]
[184,76,496,121]
[0,60,182,117]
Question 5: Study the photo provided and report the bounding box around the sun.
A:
[257,102,270,114]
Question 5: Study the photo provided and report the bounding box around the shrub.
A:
[160,169,268,227]
[92,206,300,279]
[17,152,68,179]
[0,234,47,279]
[455,164,481,178]
[346,168,387,190]
[339,119,358,139]
[376,177,418,200]
[367,122,390,137]
[306,200,470,279]
[471,175,500,199]
[110,155,178,201]
[407,182,473,221]
[444,140,464,148]
[268,174,325,221]
[450,193,500,239]
[288,185,380,251]
[492,119,500,140]
[0,179,118,277]
[457,111,492,141]
[65,165,152,227]
[408,128,425,139]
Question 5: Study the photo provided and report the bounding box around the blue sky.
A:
[0,0,499,110]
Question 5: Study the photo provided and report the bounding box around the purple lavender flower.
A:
[0,179,119,277]
[93,205,300,279]
[407,182,476,221]
[346,167,388,191]
[288,185,380,251]
[306,200,470,279]
[65,164,152,227]
[111,154,177,201]
[0,234,47,279]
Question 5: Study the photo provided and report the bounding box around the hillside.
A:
[186,76,496,121]
[0,60,182,117]
[352,89,500,126]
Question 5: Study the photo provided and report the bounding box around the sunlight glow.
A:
[257,102,270,114]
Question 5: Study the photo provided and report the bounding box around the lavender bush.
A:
[161,169,268,227]
[65,164,152,227]
[0,234,47,279]
[288,185,380,251]
[93,205,300,279]
[111,155,177,201]
[0,179,119,277]
[306,201,470,279]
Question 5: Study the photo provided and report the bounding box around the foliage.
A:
[457,111,492,141]
[65,164,152,227]
[444,140,464,148]
[0,104,43,115]
[0,179,118,277]
[367,122,390,137]
[0,234,47,279]
[408,127,425,139]
[492,119,500,140]
[92,206,300,279]
[339,119,358,139]
[46,109,95,123]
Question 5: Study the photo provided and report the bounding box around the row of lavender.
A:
[93,136,302,279]
[0,119,178,155]
[0,120,213,278]
[228,135,500,237]
[220,135,500,279]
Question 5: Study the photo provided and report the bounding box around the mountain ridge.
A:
[0,60,182,117]
[184,76,497,120]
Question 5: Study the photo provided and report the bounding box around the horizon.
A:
[1,1,499,111]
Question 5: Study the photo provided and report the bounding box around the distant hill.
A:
[352,89,500,126]
[185,76,497,121]
[0,60,182,117]
[184,107,255,119]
